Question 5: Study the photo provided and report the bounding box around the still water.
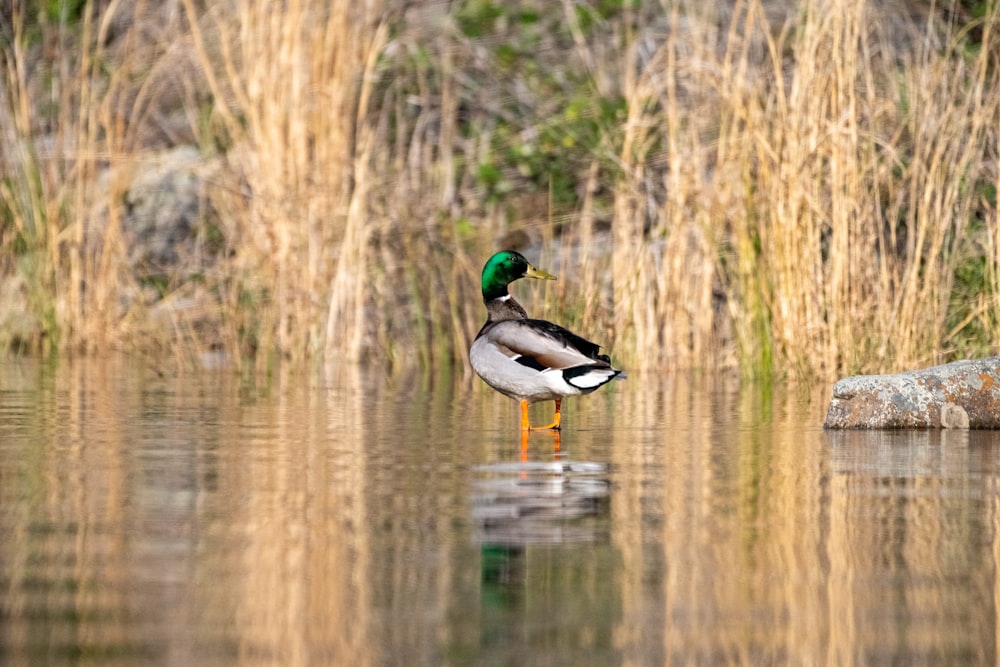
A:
[1,357,998,665]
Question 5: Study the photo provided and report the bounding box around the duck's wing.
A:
[481,319,614,371]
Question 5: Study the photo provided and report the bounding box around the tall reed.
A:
[0,0,997,380]
[0,2,144,354]
[606,0,999,378]
[178,0,389,370]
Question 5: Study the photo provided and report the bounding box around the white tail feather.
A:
[565,368,617,389]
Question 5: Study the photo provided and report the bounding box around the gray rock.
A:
[824,357,1000,429]
[122,145,208,273]
[119,146,225,277]
[0,272,42,350]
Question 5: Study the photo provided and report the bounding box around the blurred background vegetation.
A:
[0,0,997,380]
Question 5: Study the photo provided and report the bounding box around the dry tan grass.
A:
[605,0,999,378]
[0,3,140,354]
[0,0,997,379]
[178,0,390,370]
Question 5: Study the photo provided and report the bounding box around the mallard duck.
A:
[470,250,625,431]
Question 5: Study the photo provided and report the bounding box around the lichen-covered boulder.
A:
[123,145,209,272]
[824,357,1000,429]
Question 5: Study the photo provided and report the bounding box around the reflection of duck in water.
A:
[471,459,611,545]
[470,251,625,432]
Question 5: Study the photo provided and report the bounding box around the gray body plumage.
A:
[470,294,624,404]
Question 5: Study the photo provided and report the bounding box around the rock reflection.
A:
[823,428,998,665]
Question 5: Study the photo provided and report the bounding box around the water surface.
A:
[1,358,998,665]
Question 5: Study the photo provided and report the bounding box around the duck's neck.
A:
[484,293,528,323]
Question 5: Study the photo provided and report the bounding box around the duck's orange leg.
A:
[520,400,531,432]
[531,398,562,431]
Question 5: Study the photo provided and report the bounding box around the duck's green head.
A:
[481,250,556,301]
